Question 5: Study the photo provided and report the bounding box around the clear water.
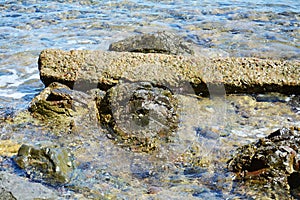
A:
[0,1,299,198]
[0,0,299,111]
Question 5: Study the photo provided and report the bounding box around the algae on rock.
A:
[14,144,75,185]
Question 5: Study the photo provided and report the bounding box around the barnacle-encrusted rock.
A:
[14,144,75,185]
[227,127,300,198]
[99,81,178,152]
[38,49,300,95]
[109,31,194,55]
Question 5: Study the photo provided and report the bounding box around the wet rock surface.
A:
[1,39,300,198]
[0,171,57,200]
[109,31,194,55]
[99,81,179,152]
[288,95,300,114]
[14,144,75,185]
[29,82,99,132]
[38,49,300,95]
[228,127,300,199]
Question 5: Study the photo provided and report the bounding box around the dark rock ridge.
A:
[109,31,194,55]
[38,49,300,95]
[99,81,178,152]
[14,144,75,185]
[227,127,300,199]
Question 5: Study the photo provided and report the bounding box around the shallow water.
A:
[0,0,299,108]
[0,0,299,199]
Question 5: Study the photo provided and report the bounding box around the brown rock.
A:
[38,49,300,95]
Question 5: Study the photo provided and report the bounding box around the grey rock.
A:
[109,31,194,55]
[288,95,300,114]
[0,171,57,200]
[227,127,300,198]
[99,81,179,152]
[14,144,75,185]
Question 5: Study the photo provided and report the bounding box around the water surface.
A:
[0,1,299,198]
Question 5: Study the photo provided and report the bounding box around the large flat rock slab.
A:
[38,49,300,94]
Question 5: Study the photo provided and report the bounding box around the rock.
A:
[227,127,300,198]
[29,82,99,132]
[14,144,75,185]
[99,81,178,152]
[288,95,300,114]
[0,171,58,200]
[0,140,21,157]
[0,187,16,200]
[38,49,300,95]
[109,31,194,55]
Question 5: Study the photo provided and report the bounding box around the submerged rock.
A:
[0,171,58,200]
[288,95,300,114]
[38,49,300,95]
[14,144,75,185]
[109,31,194,55]
[0,187,16,200]
[99,81,179,152]
[227,127,300,198]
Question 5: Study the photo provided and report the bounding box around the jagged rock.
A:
[0,171,57,200]
[227,127,300,199]
[29,82,99,132]
[109,31,194,55]
[99,81,178,152]
[14,144,75,185]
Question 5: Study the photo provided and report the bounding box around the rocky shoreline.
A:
[0,32,300,199]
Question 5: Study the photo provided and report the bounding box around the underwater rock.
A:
[0,187,16,200]
[0,140,21,157]
[288,95,300,114]
[227,127,300,198]
[99,81,178,152]
[0,171,58,200]
[29,82,99,132]
[109,31,194,55]
[14,144,75,185]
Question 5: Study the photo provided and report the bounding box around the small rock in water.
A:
[109,31,194,55]
[255,93,287,103]
[99,81,179,152]
[14,144,75,185]
[227,127,300,199]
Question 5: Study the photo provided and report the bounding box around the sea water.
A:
[0,1,299,198]
[0,0,299,111]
